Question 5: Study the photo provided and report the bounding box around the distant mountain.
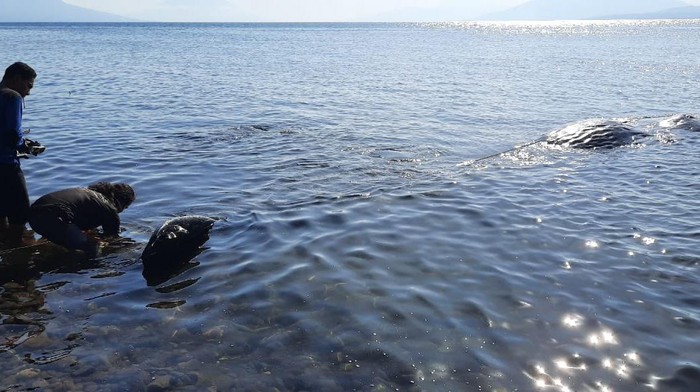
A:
[371,6,480,22]
[0,0,134,22]
[601,5,700,19]
[482,0,690,21]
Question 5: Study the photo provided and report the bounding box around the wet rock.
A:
[72,353,111,377]
[22,332,53,348]
[370,382,396,392]
[221,340,255,357]
[0,289,45,311]
[95,325,122,336]
[290,373,342,392]
[203,325,225,340]
[101,368,151,391]
[3,282,26,290]
[65,332,82,342]
[170,328,197,342]
[82,383,100,392]
[146,370,199,391]
[31,379,50,389]
[16,367,40,379]
[147,376,173,392]
[47,379,77,391]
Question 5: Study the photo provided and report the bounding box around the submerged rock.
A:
[146,370,199,391]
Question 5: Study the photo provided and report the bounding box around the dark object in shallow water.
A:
[141,216,215,285]
[546,120,647,149]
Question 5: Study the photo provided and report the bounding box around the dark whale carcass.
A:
[546,119,647,149]
[141,216,216,284]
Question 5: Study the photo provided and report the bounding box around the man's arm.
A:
[1,94,24,149]
[101,208,121,236]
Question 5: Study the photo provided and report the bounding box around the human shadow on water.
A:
[0,236,138,360]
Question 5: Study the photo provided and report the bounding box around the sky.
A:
[61,0,700,22]
[60,0,530,22]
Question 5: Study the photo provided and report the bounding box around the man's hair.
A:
[2,62,37,82]
[88,182,136,212]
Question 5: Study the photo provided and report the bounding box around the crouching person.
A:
[29,182,135,255]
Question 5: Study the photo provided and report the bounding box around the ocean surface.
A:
[0,21,698,391]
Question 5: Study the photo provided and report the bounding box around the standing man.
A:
[0,62,42,245]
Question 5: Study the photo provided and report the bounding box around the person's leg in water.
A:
[0,166,32,246]
[29,212,99,257]
[0,216,8,247]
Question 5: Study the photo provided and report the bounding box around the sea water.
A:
[0,21,698,391]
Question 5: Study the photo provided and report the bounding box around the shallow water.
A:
[1,21,699,391]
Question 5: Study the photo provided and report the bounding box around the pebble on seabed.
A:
[203,325,225,340]
[146,370,199,392]
[15,368,40,379]
[21,332,53,348]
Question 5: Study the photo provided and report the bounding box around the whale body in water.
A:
[462,114,698,167]
[141,215,216,284]
[546,119,647,149]
[658,114,700,132]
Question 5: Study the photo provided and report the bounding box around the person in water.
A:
[0,62,42,244]
[29,182,135,254]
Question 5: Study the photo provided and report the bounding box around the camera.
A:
[26,139,46,156]
[17,138,46,159]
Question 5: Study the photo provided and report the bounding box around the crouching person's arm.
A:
[100,209,121,237]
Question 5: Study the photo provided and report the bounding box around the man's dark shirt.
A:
[0,86,25,166]
[31,188,121,235]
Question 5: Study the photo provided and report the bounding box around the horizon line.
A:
[2,18,699,24]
